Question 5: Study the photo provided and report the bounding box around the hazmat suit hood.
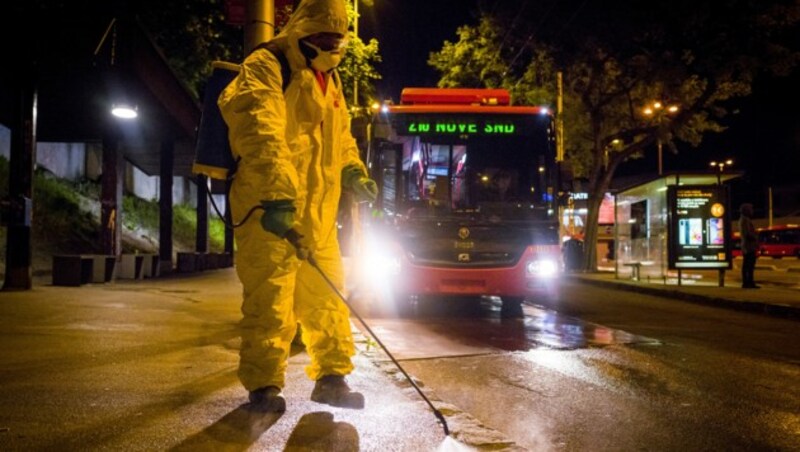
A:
[274,0,349,71]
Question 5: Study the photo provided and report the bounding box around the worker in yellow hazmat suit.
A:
[218,0,378,412]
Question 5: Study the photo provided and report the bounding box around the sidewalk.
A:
[0,270,519,451]
[571,268,800,320]
[1,267,795,451]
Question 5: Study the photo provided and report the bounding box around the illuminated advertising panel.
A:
[667,185,731,269]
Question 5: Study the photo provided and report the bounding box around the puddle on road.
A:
[519,304,659,350]
[360,296,659,360]
[419,297,660,352]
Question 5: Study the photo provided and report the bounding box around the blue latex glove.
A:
[260,199,296,237]
[341,164,378,203]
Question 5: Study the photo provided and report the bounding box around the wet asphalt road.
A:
[359,280,800,451]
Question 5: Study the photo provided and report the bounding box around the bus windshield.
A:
[374,114,555,223]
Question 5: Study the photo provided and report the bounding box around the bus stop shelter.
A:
[614,171,742,286]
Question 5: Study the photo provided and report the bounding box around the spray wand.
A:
[284,229,450,436]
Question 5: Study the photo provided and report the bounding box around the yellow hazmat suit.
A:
[218,0,367,391]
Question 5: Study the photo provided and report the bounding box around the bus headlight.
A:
[362,250,402,279]
[526,259,558,278]
[356,236,403,287]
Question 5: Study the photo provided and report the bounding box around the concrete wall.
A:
[37,142,87,180]
[0,124,217,209]
[124,162,206,208]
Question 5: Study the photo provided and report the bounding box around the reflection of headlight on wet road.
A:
[526,259,559,277]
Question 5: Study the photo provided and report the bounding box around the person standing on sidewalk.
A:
[218,0,378,412]
[738,203,760,289]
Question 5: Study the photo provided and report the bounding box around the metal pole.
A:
[657,138,663,176]
[245,0,275,53]
[352,0,359,107]
[556,72,564,162]
[768,186,773,228]
[2,65,37,291]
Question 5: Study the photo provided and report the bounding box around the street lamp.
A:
[604,138,622,170]
[643,101,679,176]
[709,159,733,185]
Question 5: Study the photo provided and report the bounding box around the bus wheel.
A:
[500,296,524,318]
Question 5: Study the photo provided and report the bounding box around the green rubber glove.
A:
[260,199,296,237]
[341,164,379,203]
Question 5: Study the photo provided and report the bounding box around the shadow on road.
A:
[170,405,283,451]
[284,412,359,451]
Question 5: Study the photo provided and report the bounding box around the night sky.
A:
[357,0,478,101]
[358,0,799,215]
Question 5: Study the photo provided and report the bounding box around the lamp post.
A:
[352,0,359,108]
[643,101,679,176]
[709,159,733,185]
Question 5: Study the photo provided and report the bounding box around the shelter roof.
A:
[2,10,200,178]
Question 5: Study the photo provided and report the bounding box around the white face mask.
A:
[303,41,343,73]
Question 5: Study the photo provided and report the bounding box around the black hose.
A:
[202,185,450,435]
[284,229,450,437]
[203,180,261,229]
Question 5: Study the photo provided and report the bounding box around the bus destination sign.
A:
[394,114,544,137]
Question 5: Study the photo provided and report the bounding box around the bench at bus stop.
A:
[621,261,656,281]
[175,252,233,273]
[51,253,160,286]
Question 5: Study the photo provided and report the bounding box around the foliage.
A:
[137,0,243,99]
[429,0,800,270]
[339,35,383,112]
[139,0,382,108]
[122,194,226,253]
[33,170,97,244]
[1,156,101,256]
[1,155,225,272]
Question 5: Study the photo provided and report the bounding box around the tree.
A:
[138,0,381,107]
[429,0,799,270]
[137,0,242,99]
[338,1,382,114]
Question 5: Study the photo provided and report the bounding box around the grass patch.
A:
[1,155,227,273]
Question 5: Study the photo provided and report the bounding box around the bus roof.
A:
[387,104,549,116]
[400,88,512,105]
[390,88,550,115]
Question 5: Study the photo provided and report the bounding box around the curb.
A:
[351,327,526,451]
[571,275,800,321]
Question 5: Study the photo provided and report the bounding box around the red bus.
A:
[357,88,561,316]
[732,224,800,258]
[758,224,800,258]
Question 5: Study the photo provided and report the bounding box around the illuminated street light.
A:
[709,159,733,185]
[111,103,138,119]
[604,138,623,169]
[643,100,679,176]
